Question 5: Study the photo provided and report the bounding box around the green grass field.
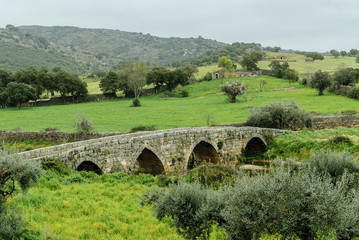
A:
[1,75,358,132]
[11,173,183,240]
[258,52,358,75]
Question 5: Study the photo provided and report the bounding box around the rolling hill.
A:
[0,25,227,73]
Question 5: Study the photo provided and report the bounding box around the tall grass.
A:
[11,172,183,240]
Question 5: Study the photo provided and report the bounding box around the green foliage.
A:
[131,98,141,107]
[41,158,70,175]
[265,128,359,159]
[220,81,246,103]
[246,100,312,130]
[330,49,340,58]
[186,162,237,188]
[74,112,95,133]
[239,51,263,71]
[130,125,157,132]
[0,149,41,239]
[304,150,359,182]
[5,82,36,109]
[218,56,234,72]
[180,89,189,97]
[332,68,359,87]
[310,70,331,95]
[304,52,324,61]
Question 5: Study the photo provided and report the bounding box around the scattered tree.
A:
[330,49,340,58]
[239,51,263,71]
[340,50,347,57]
[5,82,36,109]
[356,55,359,64]
[147,66,170,92]
[349,49,359,56]
[218,56,234,72]
[220,81,246,103]
[304,52,324,61]
[310,70,331,95]
[100,71,121,97]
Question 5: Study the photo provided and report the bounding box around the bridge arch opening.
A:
[76,161,103,175]
[243,137,267,158]
[133,148,165,175]
[187,141,220,170]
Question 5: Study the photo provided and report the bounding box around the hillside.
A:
[0,25,227,73]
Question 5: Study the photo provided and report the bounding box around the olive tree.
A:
[310,70,331,95]
[0,149,42,239]
[220,81,246,103]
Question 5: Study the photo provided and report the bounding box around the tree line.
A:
[100,61,198,106]
[0,67,88,109]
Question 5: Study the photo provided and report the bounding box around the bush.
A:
[180,89,189,97]
[74,112,95,133]
[220,81,246,103]
[327,136,353,146]
[154,182,218,239]
[246,100,312,130]
[0,206,24,239]
[304,150,359,182]
[131,98,141,107]
[130,125,157,133]
[186,162,237,188]
[41,158,70,175]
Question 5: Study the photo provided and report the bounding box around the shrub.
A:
[154,182,216,239]
[41,158,70,175]
[222,165,345,240]
[0,149,41,239]
[180,89,189,97]
[246,100,312,130]
[304,150,359,182]
[327,136,353,146]
[131,98,141,107]
[43,127,60,132]
[186,162,237,188]
[130,125,157,133]
[220,81,246,103]
[74,112,95,133]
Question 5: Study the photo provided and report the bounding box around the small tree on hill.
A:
[330,49,340,58]
[310,70,331,95]
[220,81,246,103]
[239,51,263,71]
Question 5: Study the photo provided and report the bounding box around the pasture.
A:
[0,75,358,132]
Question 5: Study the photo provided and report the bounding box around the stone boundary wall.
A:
[311,114,359,130]
[0,131,122,143]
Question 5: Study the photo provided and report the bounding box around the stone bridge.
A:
[19,126,286,175]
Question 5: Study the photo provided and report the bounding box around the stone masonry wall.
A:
[18,126,285,174]
[312,114,359,130]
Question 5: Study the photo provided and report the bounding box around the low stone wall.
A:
[311,114,359,130]
[0,131,121,143]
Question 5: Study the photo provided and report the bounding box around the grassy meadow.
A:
[11,173,184,240]
[1,75,358,132]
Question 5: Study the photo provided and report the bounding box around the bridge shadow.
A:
[133,148,165,175]
[243,137,267,158]
[187,141,220,171]
[76,161,103,175]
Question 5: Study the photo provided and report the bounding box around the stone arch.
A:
[132,147,165,175]
[243,134,267,158]
[187,140,220,171]
[76,161,103,175]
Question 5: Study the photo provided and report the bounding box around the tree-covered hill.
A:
[0,25,226,73]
